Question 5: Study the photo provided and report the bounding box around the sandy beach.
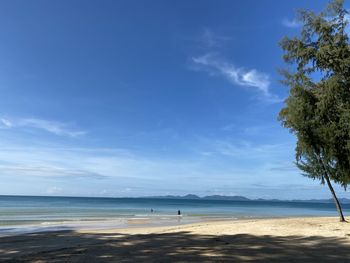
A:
[1,217,350,262]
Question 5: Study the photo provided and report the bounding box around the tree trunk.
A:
[324,174,346,222]
[315,151,346,222]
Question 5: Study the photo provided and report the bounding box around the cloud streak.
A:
[0,164,106,179]
[0,117,86,137]
[199,28,231,48]
[192,54,279,101]
[0,136,326,198]
[198,138,290,160]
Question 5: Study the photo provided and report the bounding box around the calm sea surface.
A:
[0,195,348,235]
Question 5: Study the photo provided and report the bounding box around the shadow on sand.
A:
[1,230,350,262]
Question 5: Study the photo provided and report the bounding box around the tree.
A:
[279,0,350,222]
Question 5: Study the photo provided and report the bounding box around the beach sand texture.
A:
[1,217,350,262]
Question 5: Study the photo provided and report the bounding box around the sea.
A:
[0,195,348,236]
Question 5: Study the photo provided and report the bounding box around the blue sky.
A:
[0,0,347,199]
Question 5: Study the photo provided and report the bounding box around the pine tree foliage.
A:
[279,0,350,221]
[279,0,350,188]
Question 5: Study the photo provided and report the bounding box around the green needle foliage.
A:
[279,0,350,221]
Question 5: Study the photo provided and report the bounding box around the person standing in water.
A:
[177,210,181,215]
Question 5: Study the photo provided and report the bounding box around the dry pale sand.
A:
[1,217,350,262]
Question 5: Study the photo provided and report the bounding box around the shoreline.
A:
[77,216,350,236]
[0,215,238,237]
[1,216,350,262]
[0,214,333,237]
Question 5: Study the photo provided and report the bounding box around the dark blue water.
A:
[0,195,348,234]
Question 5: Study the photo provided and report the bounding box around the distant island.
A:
[2,194,349,204]
[145,194,350,204]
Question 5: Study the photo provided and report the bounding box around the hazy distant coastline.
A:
[2,194,349,204]
[145,194,350,204]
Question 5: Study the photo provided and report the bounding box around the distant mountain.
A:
[148,195,254,201]
[145,194,350,203]
[183,194,201,199]
[148,194,200,199]
[202,195,250,201]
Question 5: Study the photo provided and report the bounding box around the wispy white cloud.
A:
[0,136,327,198]
[0,136,294,181]
[0,118,12,127]
[0,164,106,179]
[45,186,63,194]
[0,117,86,137]
[0,145,194,180]
[269,163,298,172]
[199,28,231,48]
[192,53,280,102]
[200,138,290,160]
[282,18,301,28]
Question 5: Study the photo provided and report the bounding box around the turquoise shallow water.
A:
[0,195,348,235]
